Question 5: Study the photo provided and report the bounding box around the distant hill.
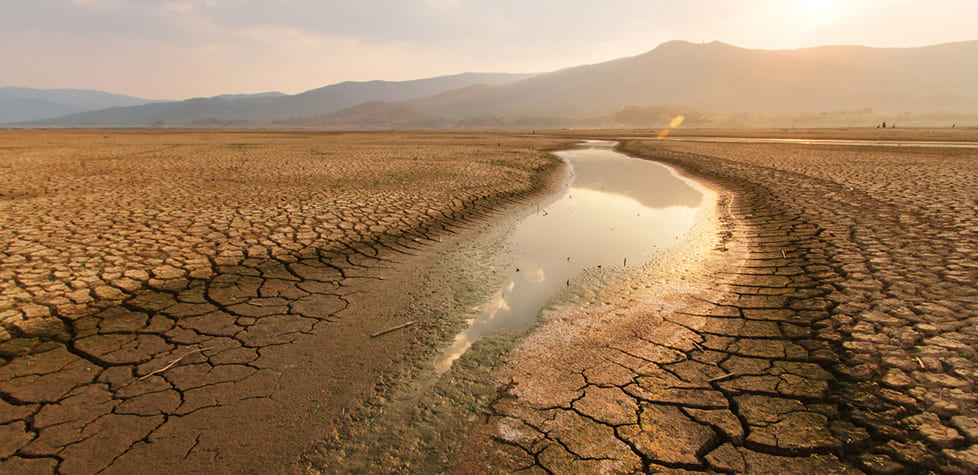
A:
[25,72,537,127]
[0,87,164,123]
[278,40,978,129]
[404,40,978,121]
[275,101,444,129]
[212,92,286,101]
[16,40,978,128]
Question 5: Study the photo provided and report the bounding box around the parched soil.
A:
[0,130,571,474]
[5,128,978,474]
[0,130,564,327]
[452,136,978,473]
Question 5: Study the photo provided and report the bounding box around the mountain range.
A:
[5,40,978,128]
[4,73,535,127]
[0,87,166,123]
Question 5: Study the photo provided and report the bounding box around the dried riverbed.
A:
[306,140,711,472]
[4,129,977,474]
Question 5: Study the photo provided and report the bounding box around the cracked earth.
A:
[450,135,978,474]
[0,130,569,474]
[4,129,978,474]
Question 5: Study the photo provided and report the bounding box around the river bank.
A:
[619,138,978,473]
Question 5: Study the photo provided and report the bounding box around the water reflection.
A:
[570,150,702,209]
[433,141,703,374]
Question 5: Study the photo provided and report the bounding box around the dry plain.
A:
[0,130,570,473]
[2,128,978,474]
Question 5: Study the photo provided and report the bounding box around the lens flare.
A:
[658,115,685,138]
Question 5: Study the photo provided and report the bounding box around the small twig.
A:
[916,356,925,368]
[708,373,737,383]
[139,347,210,380]
[370,320,417,338]
[781,250,787,259]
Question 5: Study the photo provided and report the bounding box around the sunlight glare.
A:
[803,0,840,20]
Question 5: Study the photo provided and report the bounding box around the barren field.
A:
[0,130,570,473]
[4,128,978,474]
[0,130,564,329]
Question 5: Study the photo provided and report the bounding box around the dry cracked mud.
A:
[450,134,978,474]
[0,130,571,474]
[5,129,978,474]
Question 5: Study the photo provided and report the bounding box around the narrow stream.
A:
[433,141,703,374]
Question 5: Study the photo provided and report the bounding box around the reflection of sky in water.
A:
[434,143,703,374]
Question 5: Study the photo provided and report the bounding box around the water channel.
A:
[433,141,704,374]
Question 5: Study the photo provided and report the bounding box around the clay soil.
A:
[3,128,978,474]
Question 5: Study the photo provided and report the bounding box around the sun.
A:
[802,0,840,24]
[803,0,840,18]
[803,0,838,16]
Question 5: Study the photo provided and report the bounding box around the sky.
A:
[2,0,976,100]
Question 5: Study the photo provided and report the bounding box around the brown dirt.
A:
[0,130,572,474]
[6,128,978,474]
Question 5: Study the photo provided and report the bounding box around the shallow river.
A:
[434,141,703,373]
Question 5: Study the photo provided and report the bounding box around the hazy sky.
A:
[2,0,976,99]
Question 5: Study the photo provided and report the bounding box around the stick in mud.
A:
[370,320,417,338]
[708,373,737,383]
[138,347,210,381]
